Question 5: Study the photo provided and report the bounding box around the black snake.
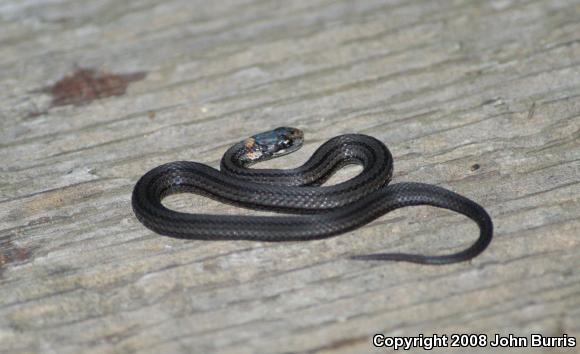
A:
[132,127,493,264]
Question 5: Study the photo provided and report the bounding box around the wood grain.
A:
[1,0,579,353]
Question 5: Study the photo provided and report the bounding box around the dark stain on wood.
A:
[25,110,48,119]
[43,68,146,107]
[0,237,30,276]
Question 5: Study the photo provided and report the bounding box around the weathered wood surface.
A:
[1,0,579,353]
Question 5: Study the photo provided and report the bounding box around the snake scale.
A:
[132,127,493,264]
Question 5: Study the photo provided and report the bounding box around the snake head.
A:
[245,127,304,161]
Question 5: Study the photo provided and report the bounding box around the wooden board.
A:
[1,0,579,353]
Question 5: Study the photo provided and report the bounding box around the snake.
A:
[132,127,493,264]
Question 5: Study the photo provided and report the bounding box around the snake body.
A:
[132,127,493,264]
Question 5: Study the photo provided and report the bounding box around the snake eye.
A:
[278,139,291,149]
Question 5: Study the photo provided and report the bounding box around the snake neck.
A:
[220,134,393,190]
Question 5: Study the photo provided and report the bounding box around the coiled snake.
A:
[132,127,493,264]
